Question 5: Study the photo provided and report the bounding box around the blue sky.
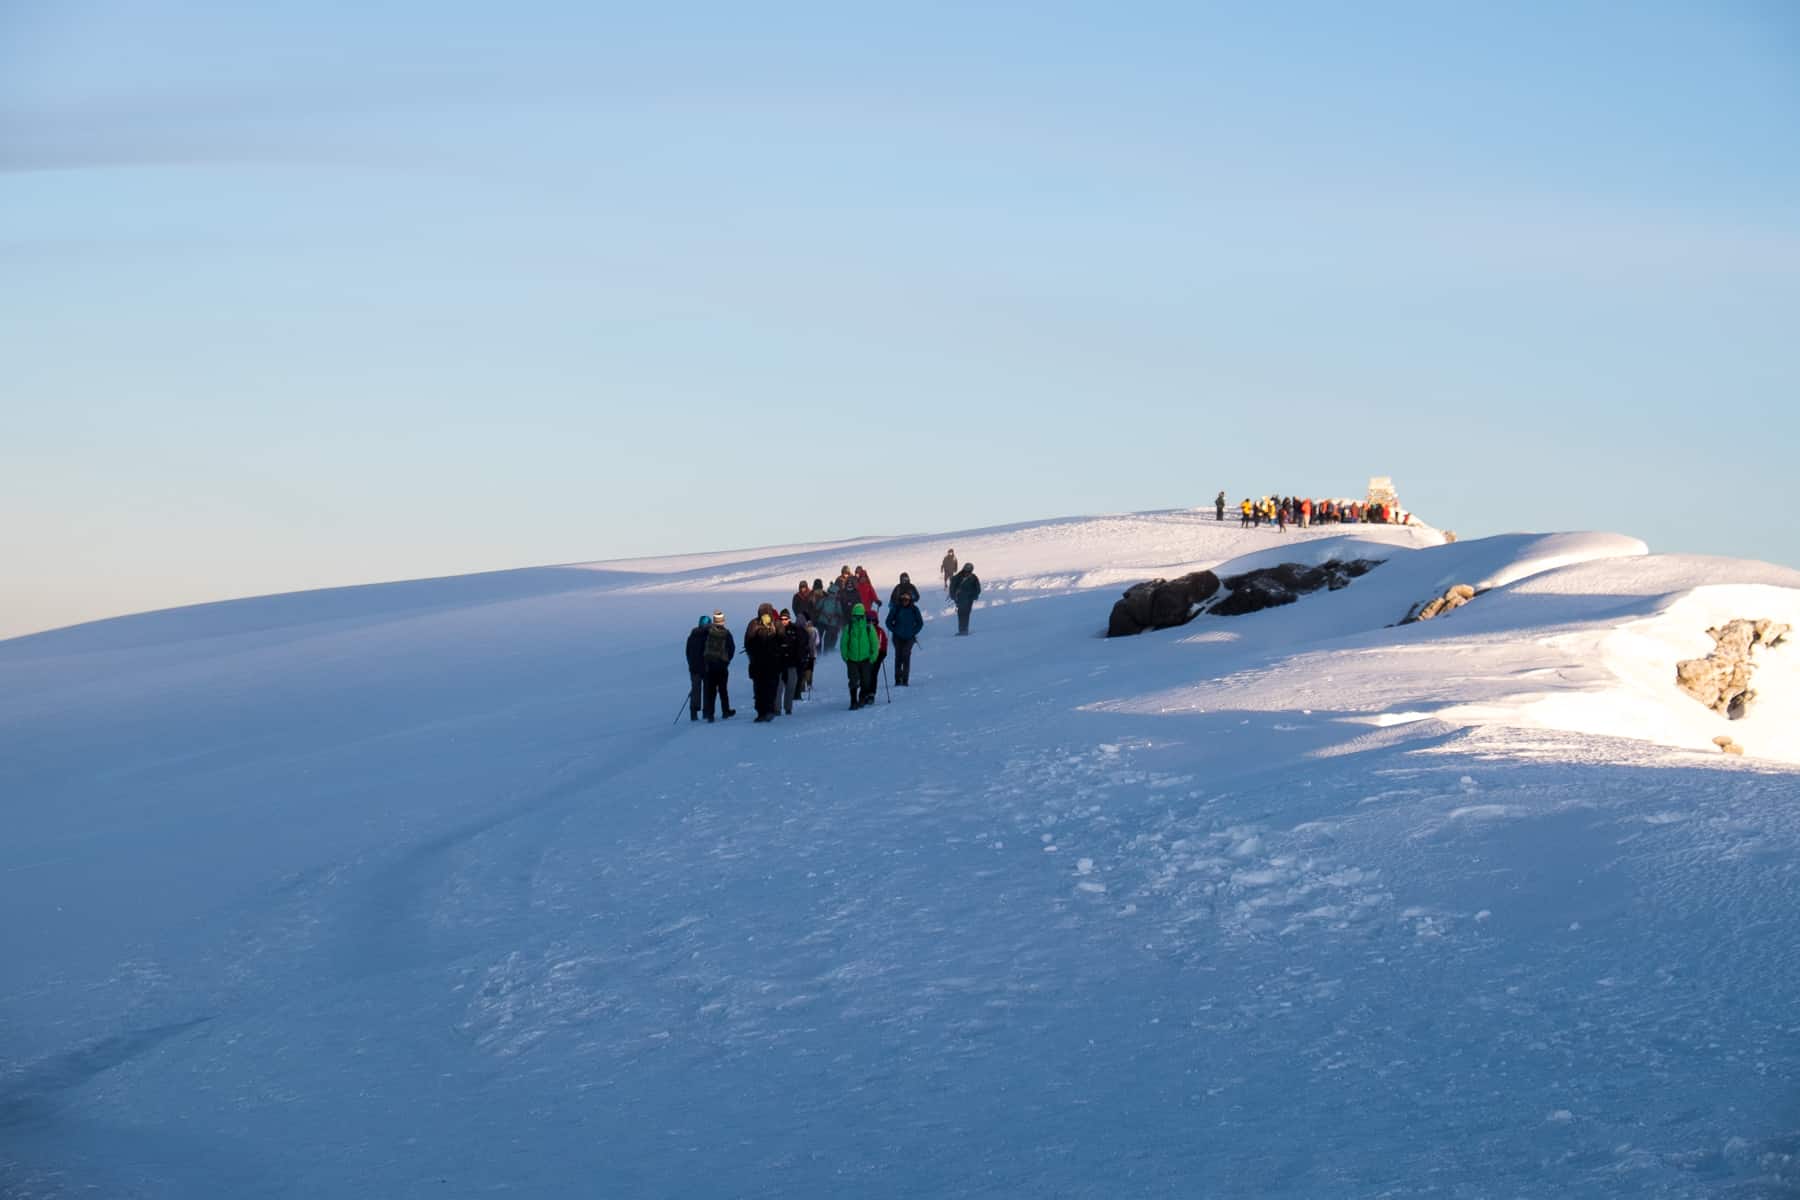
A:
[5,1,1797,637]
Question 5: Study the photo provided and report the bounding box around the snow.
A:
[3,507,1798,1197]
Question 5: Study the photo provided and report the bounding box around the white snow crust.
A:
[3,507,1797,1197]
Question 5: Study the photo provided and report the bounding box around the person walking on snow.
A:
[834,569,859,628]
[701,610,736,721]
[941,549,959,596]
[745,604,784,722]
[1240,498,1253,528]
[951,563,981,635]
[840,602,881,709]
[854,567,879,612]
[889,572,920,610]
[792,580,817,627]
[685,615,712,721]
[777,609,808,714]
[1215,490,1226,521]
[818,580,844,652]
[886,591,923,686]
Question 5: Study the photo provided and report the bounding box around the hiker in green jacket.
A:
[839,602,881,710]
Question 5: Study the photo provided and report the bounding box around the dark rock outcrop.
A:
[1205,559,1382,618]
[1105,571,1221,637]
[1209,572,1301,617]
[1107,558,1383,634]
[1676,619,1789,720]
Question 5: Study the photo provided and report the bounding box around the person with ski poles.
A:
[839,603,881,710]
[685,615,712,722]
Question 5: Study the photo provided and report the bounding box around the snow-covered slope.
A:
[4,509,1797,1197]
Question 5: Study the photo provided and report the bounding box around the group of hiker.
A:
[683,554,983,724]
[1212,490,1407,532]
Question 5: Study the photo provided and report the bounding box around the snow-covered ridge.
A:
[6,507,1800,1197]
[7,509,1795,762]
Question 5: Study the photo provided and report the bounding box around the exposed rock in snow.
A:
[1401,582,1479,625]
[1675,618,1789,720]
[1203,559,1382,618]
[1105,571,1220,636]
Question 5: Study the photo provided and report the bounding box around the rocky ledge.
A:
[1676,618,1789,721]
[1105,559,1384,636]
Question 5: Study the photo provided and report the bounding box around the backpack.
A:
[703,625,731,664]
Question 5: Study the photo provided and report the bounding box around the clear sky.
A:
[4,1,1797,639]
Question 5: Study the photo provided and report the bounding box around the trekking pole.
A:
[882,661,892,704]
[673,694,690,726]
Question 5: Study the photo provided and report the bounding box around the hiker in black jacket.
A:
[777,609,810,714]
[700,611,737,721]
[685,616,712,721]
[951,564,981,635]
[889,572,920,610]
[744,604,784,722]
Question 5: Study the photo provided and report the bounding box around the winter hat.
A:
[698,614,712,627]
[851,603,865,618]
[899,572,910,582]
[779,608,791,620]
[812,578,824,590]
[712,610,726,624]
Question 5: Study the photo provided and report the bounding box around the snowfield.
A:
[3,508,1798,1197]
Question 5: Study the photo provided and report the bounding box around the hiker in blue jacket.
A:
[885,591,924,686]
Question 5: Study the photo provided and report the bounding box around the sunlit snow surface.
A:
[4,509,1798,1197]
